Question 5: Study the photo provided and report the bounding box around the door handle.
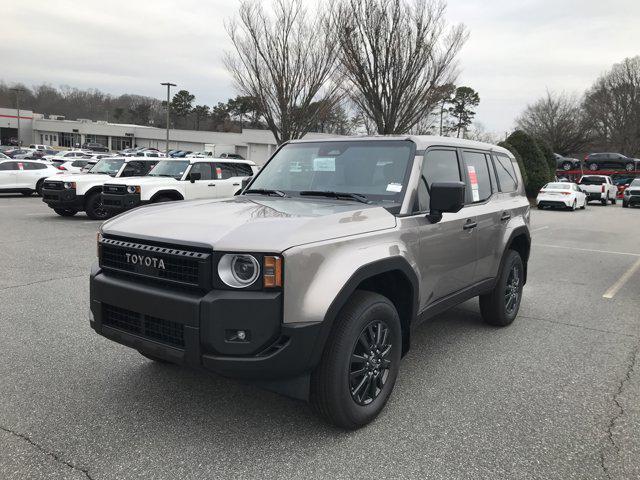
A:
[207,183,216,187]
[463,220,477,230]
[233,183,240,186]
[500,212,511,221]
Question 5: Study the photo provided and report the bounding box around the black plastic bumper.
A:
[89,266,323,381]
[102,192,144,212]
[42,188,84,209]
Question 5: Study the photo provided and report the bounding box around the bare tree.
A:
[224,0,342,144]
[517,90,591,155]
[583,56,640,156]
[332,0,467,134]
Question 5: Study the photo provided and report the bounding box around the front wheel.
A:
[601,194,608,206]
[561,162,572,171]
[625,162,635,172]
[589,163,599,171]
[54,208,77,217]
[623,200,629,208]
[480,250,524,327]
[85,191,111,220]
[310,290,401,429]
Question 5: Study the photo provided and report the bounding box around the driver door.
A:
[414,148,477,310]
[184,162,215,199]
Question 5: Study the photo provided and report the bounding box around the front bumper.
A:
[625,194,640,205]
[42,188,84,209]
[89,266,322,381]
[102,192,144,212]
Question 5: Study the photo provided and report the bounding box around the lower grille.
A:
[103,304,184,348]
[43,181,63,190]
[102,196,124,206]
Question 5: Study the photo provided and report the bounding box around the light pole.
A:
[10,87,25,146]
[161,82,176,154]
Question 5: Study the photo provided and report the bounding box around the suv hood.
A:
[106,176,179,186]
[102,196,397,252]
[46,173,113,183]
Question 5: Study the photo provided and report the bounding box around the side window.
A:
[190,162,213,180]
[140,161,158,175]
[493,154,517,192]
[234,163,254,176]
[462,151,493,202]
[121,161,144,177]
[215,163,236,180]
[23,162,47,170]
[0,162,20,171]
[417,149,461,212]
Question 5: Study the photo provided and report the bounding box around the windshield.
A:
[148,160,189,179]
[630,179,640,187]
[579,176,606,185]
[247,140,414,202]
[88,158,125,176]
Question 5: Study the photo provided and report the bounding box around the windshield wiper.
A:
[244,188,287,197]
[299,190,371,204]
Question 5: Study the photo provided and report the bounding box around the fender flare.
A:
[500,225,531,284]
[150,190,184,202]
[306,256,419,369]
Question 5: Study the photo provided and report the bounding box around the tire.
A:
[537,204,544,210]
[21,190,34,196]
[625,162,635,172]
[589,163,599,171]
[85,191,111,220]
[562,162,572,171]
[570,200,577,211]
[479,249,524,327]
[139,351,170,364]
[310,290,402,429]
[611,196,616,205]
[35,178,45,196]
[623,200,629,208]
[601,194,608,206]
[152,195,172,203]
[53,208,77,217]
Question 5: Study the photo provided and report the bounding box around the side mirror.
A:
[189,172,201,183]
[427,181,466,223]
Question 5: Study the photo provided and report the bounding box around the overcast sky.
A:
[3,0,639,134]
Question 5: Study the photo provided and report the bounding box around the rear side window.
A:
[71,160,87,167]
[23,162,47,170]
[493,154,517,192]
[215,163,236,179]
[234,163,254,176]
[417,149,461,212]
[462,151,493,202]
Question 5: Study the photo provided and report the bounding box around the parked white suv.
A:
[578,175,618,205]
[41,157,160,219]
[101,158,259,213]
[0,159,60,196]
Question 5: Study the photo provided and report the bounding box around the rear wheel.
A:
[480,250,524,327]
[589,163,599,171]
[85,191,111,220]
[21,190,34,196]
[310,290,401,429]
[625,162,635,172]
[562,161,572,171]
[53,208,77,217]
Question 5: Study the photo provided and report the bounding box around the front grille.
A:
[102,304,184,348]
[43,180,63,190]
[103,184,127,195]
[629,190,640,196]
[100,237,210,288]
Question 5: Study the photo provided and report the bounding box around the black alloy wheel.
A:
[504,264,521,315]
[349,320,393,406]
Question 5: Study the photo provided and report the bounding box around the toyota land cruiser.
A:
[42,157,159,219]
[90,136,531,429]
[101,158,259,213]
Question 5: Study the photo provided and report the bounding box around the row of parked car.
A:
[536,174,640,210]
[0,155,259,219]
[554,152,640,172]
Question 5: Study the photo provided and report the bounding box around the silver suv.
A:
[90,136,531,428]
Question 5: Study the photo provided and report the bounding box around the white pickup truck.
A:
[578,175,618,205]
[101,158,259,214]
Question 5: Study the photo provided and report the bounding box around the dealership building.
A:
[0,106,331,165]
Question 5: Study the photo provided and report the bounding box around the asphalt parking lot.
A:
[1,196,638,480]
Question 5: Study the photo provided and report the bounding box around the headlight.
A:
[624,189,630,196]
[63,182,76,189]
[218,254,260,288]
[127,185,140,194]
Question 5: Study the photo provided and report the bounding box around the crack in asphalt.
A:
[0,274,86,291]
[0,425,93,480]
[599,343,639,479]
[519,315,639,339]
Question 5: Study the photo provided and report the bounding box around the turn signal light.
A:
[263,256,282,288]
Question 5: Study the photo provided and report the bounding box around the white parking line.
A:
[530,226,549,233]
[536,243,640,257]
[603,258,640,299]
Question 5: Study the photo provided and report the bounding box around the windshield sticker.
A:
[216,167,223,179]
[467,165,480,202]
[313,157,335,172]
[386,182,403,192]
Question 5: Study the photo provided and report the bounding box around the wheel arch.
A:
[503,226,531,284]
[310,257,419,369]
[150,189,184,202]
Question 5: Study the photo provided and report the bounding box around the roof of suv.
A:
[287,135,513,157]
[188,158,256,165]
